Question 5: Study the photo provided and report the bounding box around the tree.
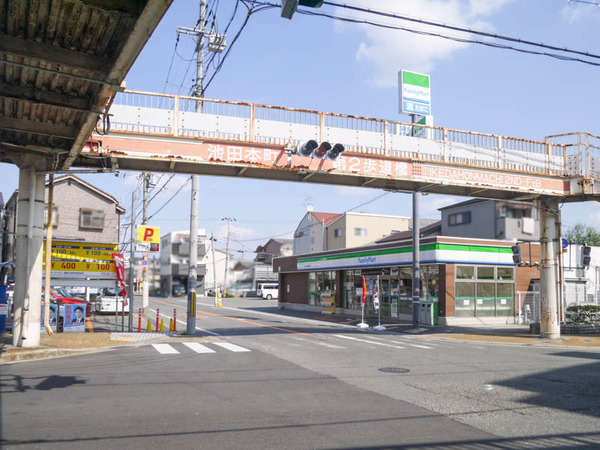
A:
[564,224,600,246]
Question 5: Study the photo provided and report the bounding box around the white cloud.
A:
[335,0,515,88]
[217,224,256,242]
[560,3,600,24]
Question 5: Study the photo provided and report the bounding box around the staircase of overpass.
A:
[79,89,600,202]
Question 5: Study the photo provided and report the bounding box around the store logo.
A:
[358,256,376,264]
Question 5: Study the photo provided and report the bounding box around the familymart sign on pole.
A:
[400,70,431,115]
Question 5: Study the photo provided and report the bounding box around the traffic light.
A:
[295,140,345,160]
[281,0,323,19]
[511,245,522,265]
[581,245,591,268]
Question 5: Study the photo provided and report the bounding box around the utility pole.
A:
[142,173,150,312]
[187,176,198,335]
[222,217,236,295]
[128,191,136,332]
[210,232,217,305]
[177,0,226,329]
[411,114,420,329]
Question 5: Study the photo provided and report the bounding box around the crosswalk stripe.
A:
[334,334,405,349]
[152,344,179,354]
[213,342,251,353]
[183,342,216,354]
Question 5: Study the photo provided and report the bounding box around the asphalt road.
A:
[2,296,600,449]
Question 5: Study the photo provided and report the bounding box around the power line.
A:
[147,176,191,221]
[245,0,600,67]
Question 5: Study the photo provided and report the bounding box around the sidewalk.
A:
[3,303,600,363]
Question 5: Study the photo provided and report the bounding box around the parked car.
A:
[44,287,92,317]
[172,284,186,297]
[95,287,127,314]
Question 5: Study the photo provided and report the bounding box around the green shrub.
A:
[566,304,600,323]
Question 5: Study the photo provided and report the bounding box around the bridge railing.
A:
[109,90,579,178]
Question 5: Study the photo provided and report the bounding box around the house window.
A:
[448,211,471,226]
[334,228,343,238]
[354,228,367,237]
[44,206,58,227]
[79,209,105,230]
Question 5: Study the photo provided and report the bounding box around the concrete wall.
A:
[327,213,411,250]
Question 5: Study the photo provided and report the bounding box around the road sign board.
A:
[138,225,160,244]
[400,70,431,116]
[562,237,569,249]
[43,240,118,279]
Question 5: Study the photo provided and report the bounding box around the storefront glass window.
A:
[476,283,495,316]
[456,266,475,280]
[455,265,515,318]
[496,282,515,316]
[455,281,475,317]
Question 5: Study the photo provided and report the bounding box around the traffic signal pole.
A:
[142,173,149,312]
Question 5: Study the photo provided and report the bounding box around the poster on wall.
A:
[63,304,86,333]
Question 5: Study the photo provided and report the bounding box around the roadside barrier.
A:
[173,308,177,331]
[146,319,152,332]
[155,308,160,332]
[169,319,174,332]
[137,308,142,333]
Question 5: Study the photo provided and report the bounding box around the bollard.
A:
[137,308,142,333]
[156,308,160,332]
[169,318,174,332]
[159,318,165,333]
[173,308,177,332]
[146,318,152,332]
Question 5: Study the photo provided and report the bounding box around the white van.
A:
[95,287,126,313]
[257,283,278,300]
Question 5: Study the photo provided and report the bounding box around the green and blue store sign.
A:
[297,243,513,271]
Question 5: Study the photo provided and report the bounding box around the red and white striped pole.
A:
[137,308,142,333]
[155,308,160,332]
[173,308,177,332]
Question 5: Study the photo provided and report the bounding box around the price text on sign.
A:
[43,240,118,262]
[138,226,160,244]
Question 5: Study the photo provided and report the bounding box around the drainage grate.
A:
[378,367,410,374]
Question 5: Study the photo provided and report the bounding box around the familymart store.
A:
[274,236,525,325]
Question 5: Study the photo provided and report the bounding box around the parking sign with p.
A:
[138,226,160,245]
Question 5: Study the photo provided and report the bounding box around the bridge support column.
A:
[12,167,46,347]
[537,197,561,339]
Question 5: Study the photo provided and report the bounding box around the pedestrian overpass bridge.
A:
[79,90,600,203]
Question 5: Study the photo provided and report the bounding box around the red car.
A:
[43,287,92,317]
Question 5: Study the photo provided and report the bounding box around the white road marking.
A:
[213,342,251,352]
[334,334,405,349]
[318,342,346,349]
[152,344,179,354]
[183,342,216,354]
[367,335,434,349]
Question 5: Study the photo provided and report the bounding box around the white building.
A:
[159,230,207,296]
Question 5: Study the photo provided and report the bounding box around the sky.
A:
[1,0,599,258]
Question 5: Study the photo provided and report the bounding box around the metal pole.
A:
[211,232,217,306]
[187,176,199,334]
[538,197,561,339]
[142,173,149,311]
[128,191,136,332]
[222,217,235,295]
[411,115,420,328]
[43,174,54,335]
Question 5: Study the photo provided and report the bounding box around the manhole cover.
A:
[378,367,409,374]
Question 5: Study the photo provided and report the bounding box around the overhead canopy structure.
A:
[0,0,172,171]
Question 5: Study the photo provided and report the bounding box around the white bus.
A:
[256,283,278,300]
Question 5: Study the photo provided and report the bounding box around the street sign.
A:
[137,225,160,244]
[43,240,118,279]
[562,237,569,249]
[400,70,431,116]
